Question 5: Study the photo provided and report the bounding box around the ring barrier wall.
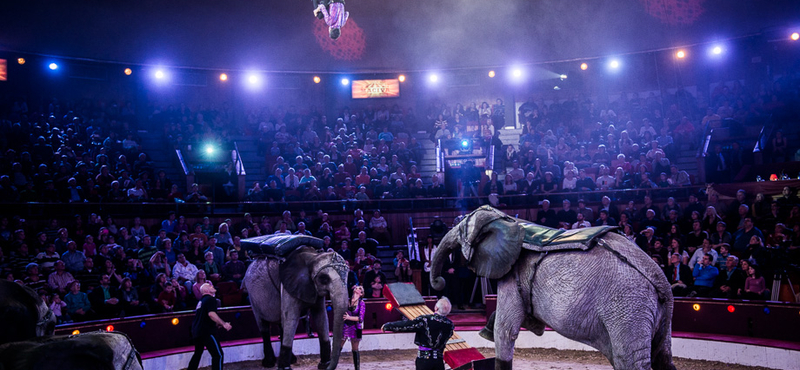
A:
[54,296,800,370]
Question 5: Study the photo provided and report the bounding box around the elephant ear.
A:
[460,206,524,279]
[280,248,318,304]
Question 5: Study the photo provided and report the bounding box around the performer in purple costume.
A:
[342,284,365,370]
[312,0,349,39]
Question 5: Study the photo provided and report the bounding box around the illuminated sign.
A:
[351,79,400,99]
[0,59,6,81]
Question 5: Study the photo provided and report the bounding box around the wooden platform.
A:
[383,283,487,369]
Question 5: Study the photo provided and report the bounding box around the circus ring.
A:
[54,296,800,370]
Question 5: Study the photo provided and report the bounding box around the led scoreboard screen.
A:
[351,79,400,99]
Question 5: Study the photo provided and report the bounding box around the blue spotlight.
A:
[428,73,439,83]
[341,78,350,86]
[48,63,58,71]
[712,45,723,55]
[609,60,620,69]
[154,70,165,79]
[460,139,470,148]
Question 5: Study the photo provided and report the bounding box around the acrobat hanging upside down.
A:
[313,0,349,39]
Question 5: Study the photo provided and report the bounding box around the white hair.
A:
[435,297,452,316]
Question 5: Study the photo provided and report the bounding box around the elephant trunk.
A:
[327,280,348,370]
[430,230,459,291]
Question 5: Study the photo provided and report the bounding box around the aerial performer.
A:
[313,0,349,39]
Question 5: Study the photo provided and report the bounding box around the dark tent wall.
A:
[1,0,798,72]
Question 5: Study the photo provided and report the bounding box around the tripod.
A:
[470,276,493,305]
[770,270,798,302]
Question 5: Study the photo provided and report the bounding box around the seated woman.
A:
[741,264,768,300]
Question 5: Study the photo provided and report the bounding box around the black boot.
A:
[478,311,496,342]
[352,351,360,370]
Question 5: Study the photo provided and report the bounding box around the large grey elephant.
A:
[0,331,142,370]
[0,280,56,345]
[243,245,349,370]
[0,280,140,370]
[430,206,675,370]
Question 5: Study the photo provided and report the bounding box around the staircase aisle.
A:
[138,130,186,192]
[412,132,438,184]
[232,136,266,188]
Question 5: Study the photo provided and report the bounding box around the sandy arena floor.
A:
[200,348,772,370]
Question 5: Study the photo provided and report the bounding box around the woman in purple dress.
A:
[342,285,365,370]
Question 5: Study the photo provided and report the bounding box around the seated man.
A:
[711,255,745,299]
[88,274,121,319]
[222,250,246,285]
[690,253,719,297]
[173,253,200,292]
[664,253,693,297]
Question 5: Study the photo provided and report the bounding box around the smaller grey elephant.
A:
[243,244,349,370]
[430,206,675,370]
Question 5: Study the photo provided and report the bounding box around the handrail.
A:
[176,149,190,176]
[233,142,247,200]
[435,139,443,173]
[488,143,495,170]
[753,114,775,154]
[233,142,246,176]
[0,185,708,215]
[175,149,194,189]
[697,122,712,158]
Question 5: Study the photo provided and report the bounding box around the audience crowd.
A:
[1,72,799,324]
[0,207,401,322]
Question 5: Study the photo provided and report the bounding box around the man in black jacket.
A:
[536,199,558,228]
[382,297,455,370]
[665,253,693,297]
[711,255,746,299]
[187,283,232,370]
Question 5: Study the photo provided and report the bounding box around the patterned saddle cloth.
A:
[520,222,617,252]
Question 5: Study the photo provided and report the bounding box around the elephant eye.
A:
[317,275,331,285]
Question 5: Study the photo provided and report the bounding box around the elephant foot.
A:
[316,360,331,369]
[480,311,496,342]
[478,326,495,342]
[262,356,276,368]
[496,359,512,370]
[278,345,294,369]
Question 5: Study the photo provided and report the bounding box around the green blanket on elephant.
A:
[241,234,325,257]
[520,222,617,251]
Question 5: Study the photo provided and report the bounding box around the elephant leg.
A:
[521,316,546,336]
[278,310,302,370]
[478,311,496,342]
[493,278,525,370]
[261,325,276,368]
[606,313,653,370]
[311,301,331,369]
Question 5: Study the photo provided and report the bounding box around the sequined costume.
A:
[343,299,365,339]
[382,313,454,370]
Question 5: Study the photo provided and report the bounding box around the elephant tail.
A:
[651,298,676,370]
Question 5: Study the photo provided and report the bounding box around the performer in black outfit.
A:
[381,297,455,370]
[187,283,233,370]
